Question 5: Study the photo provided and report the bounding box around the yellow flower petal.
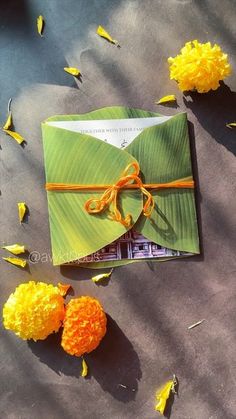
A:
[155,375,177,415]
[3,129,24,144]
[91,269,113,283]
[57,283,71,296]
[2,257,27,268]
[226,122,236,128]
[81,358,88,377]
[18,202,27,223]
[37,15,44,36]
[96,25,119,46]
[156,95,176,105]
[64,67,81,77]
[2,244,26,255]
[3,112,12,130]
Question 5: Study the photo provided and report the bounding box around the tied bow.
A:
[84,162,154,227]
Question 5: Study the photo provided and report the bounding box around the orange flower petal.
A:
[57,283,71,296]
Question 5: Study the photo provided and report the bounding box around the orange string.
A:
[45,162,194,227]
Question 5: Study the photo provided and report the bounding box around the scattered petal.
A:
[156,95,176,105]
[2,257,27,268]
[64,67,81,77]
[91,269,113,283]
[2,244,26,255]
[155,375,177,415]
[96,25,119,46]
[81,358,88,377]
[3,112,12,130]
[57,283,71,296]
[18,202,27,223]
[226,122,236,128]
[188,319,205,330]
[3,129,24,145]
[37,15,44,36]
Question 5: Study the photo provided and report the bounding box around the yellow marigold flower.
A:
[168,40,232,93]
[3,281,65,341]
[61,296,107,357]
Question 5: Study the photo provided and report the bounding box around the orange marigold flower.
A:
[3,281,65,341]
[168,40,232,93]
[61,296,107,357]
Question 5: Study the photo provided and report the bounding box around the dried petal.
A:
[2,257,27,268]
[3,112,12,130]
[81,358,88,377]
[37,15,44,36]
[96,25,119,46]
[2,244,25,255]
[91,269,113,283]
[57,283,71,296]
[226,122,236,128]
[64,67,81,77]
[155,375,177,415]
[18,202,27,223]
[156,95,176,105]
[3,129,24,145]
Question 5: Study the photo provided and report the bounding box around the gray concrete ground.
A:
[0,1,236,418]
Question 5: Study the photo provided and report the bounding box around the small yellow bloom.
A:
[168,40,232,93]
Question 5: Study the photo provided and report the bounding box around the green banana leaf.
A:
[42,106,199,267]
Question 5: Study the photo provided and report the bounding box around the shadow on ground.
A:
[28,315,141,402]
[184,83,236,156]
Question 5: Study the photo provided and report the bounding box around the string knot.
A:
[84,162,154,227]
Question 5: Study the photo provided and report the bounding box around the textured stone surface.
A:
[0,1,236,418]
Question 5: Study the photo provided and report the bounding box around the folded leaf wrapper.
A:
[42,106,199,267]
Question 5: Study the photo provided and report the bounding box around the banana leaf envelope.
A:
[42,106,199,268]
